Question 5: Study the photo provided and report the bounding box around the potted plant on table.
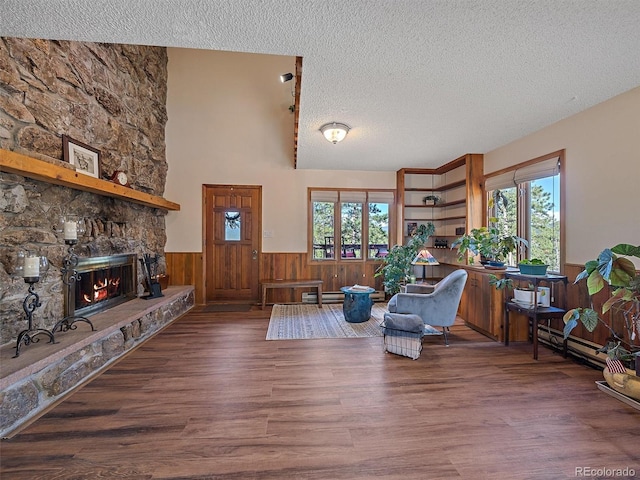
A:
[451,226,527,268]
[375,223,435,295]
[563,243,640,401]
[518,258,549,276]
[488,277,550,308]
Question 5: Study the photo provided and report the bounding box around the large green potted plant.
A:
[563,243,640,400]
[451,226,526,266]
[375,223,435,295]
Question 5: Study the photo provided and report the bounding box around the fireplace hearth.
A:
[65,254,137,318]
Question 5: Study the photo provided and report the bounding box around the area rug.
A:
[266,303,387,340]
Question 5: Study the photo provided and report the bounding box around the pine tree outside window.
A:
[309,189,394,262]
[485,151,563,272]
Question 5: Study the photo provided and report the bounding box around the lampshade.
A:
[320,122,350,144]
[280,72,294,83]
[412,248,440,266]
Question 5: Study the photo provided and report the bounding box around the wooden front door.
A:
[204,185,261,303]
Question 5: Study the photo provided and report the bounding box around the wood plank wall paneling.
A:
[260,253,385,305]
[167,252,386,306]
[164,253,638,352]
[165,252,205,305]
[564,263,639,350]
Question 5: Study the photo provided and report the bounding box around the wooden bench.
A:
[261,279,323,310]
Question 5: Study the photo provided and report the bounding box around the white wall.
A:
[484,86,640,266]
[166,47,639,263]
[165,48,394,253]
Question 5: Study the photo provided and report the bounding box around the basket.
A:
[382,313,424,360]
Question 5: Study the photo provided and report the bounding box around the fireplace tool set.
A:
[140,254,164,299]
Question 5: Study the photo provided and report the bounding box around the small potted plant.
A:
[563,243,640,400]
[422,194,440,206]
[489,277,549,307]
[518,258,549,275]
[512,282,537,306]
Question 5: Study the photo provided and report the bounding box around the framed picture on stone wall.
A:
[62,135,101,179]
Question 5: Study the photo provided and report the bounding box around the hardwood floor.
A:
[1,305,638,479]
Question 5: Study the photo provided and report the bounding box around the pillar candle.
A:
[64,220,78,240]
[23,256,40,277]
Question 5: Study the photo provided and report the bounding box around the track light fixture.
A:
[280,72,294,83]
[319,122,350,144]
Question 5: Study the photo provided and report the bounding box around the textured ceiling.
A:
[2,0,640,171]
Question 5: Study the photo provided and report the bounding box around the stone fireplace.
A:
[0,38,196,438]
[67,254,137,318]
[0,37,171,346]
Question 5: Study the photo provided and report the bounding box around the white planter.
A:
[514,289,535,306]
[514,287,550,307]
[537,286,551,307]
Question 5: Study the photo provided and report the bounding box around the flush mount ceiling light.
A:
[280,72,294,83]
[319,122,350,144]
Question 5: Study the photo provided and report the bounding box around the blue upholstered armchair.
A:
[387,269,468,345]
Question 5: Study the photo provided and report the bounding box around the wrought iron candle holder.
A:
[14,255,56,358]
[52,239,95,334]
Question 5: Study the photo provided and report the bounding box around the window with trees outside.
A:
[485,151,563,272]
[309,189,394,261]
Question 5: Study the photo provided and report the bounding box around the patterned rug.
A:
[266,303,387,340]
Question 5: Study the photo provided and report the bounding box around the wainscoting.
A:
[164,253,632,359]
[539,263,638,368]
[166,252,205,304]
[166,251,385,306]
[564,263,620,347]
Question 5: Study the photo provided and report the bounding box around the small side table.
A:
[340,286,375,323]
[503,272,568,360]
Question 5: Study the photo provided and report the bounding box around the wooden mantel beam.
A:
[0,149,180,211]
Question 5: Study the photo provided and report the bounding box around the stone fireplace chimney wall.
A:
[0,37,170,347]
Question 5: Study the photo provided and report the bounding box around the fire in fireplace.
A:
[65,254,137,318]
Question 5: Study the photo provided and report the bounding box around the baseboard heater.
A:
[537,325,607,370]
[302,291,386,304]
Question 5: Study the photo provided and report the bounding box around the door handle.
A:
[252,249,258,260]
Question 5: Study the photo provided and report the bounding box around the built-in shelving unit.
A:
[0,149,180,211]
[397,153,484,271]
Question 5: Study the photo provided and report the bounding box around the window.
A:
[309,189,394,261]
[224,211,241,241]
[485,151,563,271]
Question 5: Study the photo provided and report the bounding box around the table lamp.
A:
[412,248,440,281]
